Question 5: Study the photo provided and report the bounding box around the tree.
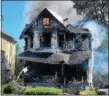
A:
[72,0,109,25]
[72,0,108,49]
[15,43,25,77]
[93,72,108,87]
[16,43,21,56]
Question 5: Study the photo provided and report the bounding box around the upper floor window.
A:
[43,18,50,25]
[40,32,51,47]
[58,33,66,49]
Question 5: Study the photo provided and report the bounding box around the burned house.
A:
[18,8,93,87]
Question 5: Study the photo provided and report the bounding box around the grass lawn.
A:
[80,90,97,95]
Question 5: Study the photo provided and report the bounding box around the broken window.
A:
[75,34,91,51]
[75,34,82,50]
[30,34,33,48]
[81,34,91,50]
[43,18,50,25]
[66,34,75,50]
[40,32,51,47]
[30,37,33,48]
[58,33,65,49]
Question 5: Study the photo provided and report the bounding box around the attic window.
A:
[43,18,50,25]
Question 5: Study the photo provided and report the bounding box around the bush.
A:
[80,90,97,95]
[3,84,12,94]
[10,80,26,94]
[3,80,26,95]
[24,87,63,95]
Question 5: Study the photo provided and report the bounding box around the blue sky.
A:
[2,1,26,47]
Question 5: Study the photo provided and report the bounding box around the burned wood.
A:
[18,8,93,87]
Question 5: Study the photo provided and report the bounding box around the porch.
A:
[23,61,88,88]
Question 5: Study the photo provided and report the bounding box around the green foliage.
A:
[80,90,97,95]
[15,59,25,77]
[93,72,108,87]
[16,43,21,56]
[3,80,26,95]
[73,0,109,25]
[3,84,12,94]
[15,43,25,77]
[72,0,108,49]
[24,87,63,95]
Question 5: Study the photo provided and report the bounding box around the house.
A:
[18,8,93,87]
[0,30,16,83]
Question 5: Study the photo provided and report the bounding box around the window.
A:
[58,33,65,49]
[43,18,50,25]
[30,37,33,48]
[75,39,82,50]
[40,32,51,47]
[1,51,5,58]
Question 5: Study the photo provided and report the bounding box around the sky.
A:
[2,1,26,47]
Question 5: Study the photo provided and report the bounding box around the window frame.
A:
[58,32,66,49]
[40,32,52,48]
[43,18,50,26]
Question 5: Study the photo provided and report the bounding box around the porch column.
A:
[60,61,65,76]
[61,63,64,76]
[33,31,40,50]
[87,50,94,89]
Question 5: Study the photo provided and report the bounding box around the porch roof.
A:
[17,50,91,65]
[66,24,91,34]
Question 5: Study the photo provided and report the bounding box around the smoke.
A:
[25,1,83,25]
[94,49,108,73]
[81,21,108,74]
[82,21,107,49]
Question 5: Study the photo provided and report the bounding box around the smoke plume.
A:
[81,20,108,73]
[82,21,107,49]
[25,1,83,25]
[94,49,108,73]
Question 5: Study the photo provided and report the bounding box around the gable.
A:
[20,8,67,39]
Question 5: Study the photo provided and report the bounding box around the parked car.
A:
[97,85,109,95]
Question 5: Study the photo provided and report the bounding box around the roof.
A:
[1,30,17,43]
[17,50,91,65]
[20,8,91,39]
[66,24,90,34]
[20,8,67,39]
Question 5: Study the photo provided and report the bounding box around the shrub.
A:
[24,87,63,95]
[9,80,26,94]
[80,90,97,95]
[3,84,12,94]
[3,80,26,95]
